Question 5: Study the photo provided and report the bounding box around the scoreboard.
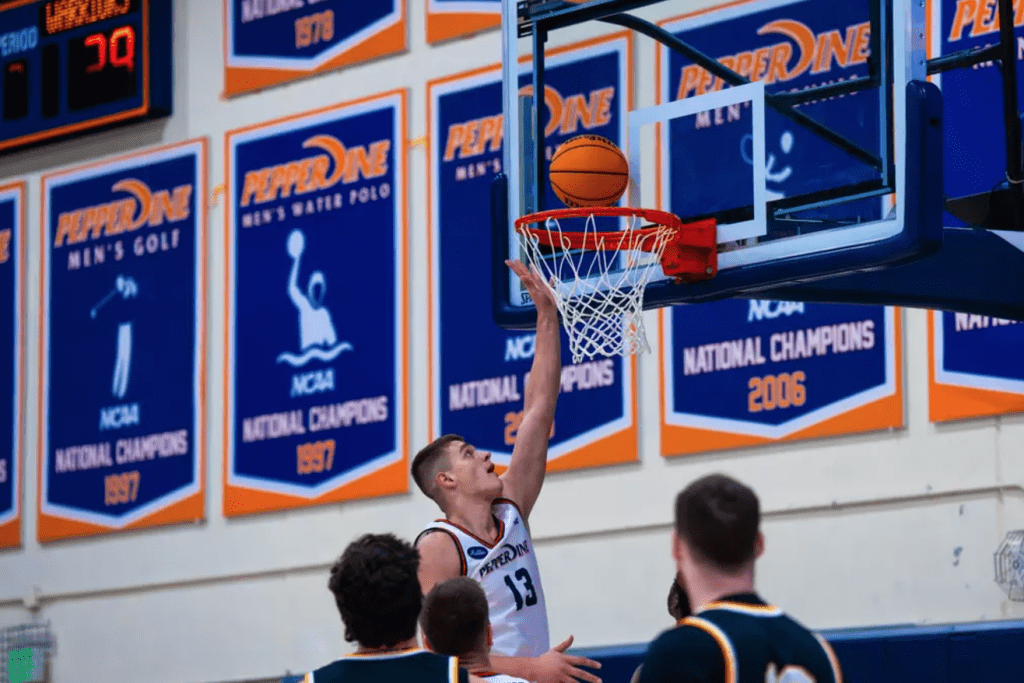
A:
[0,0,171,154]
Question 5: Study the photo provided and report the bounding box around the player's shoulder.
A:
[415,527,467,577]
[311,650,464,683]
[639,619,729,683]
[652,617,729,655]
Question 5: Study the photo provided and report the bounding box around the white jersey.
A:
[418,499,550,658]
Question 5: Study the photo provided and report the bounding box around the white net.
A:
[516,212,676,364]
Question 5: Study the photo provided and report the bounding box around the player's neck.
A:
[355,637,419,655]
[686,569,756,614]
[446,496,499,542]
[457,651,492,673]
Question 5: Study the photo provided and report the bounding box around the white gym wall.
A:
[0,1,1021,682]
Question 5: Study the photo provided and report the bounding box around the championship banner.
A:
[225,91,407,516]
[928,312,1024,421]
[925,0,1024,421]
[38,140,207,542]
[0,181,24,549]
[659,0,882,238]
[661,300,902,455]
[428,35,638,472]
[426,0,500,44]
[223,0,406,96]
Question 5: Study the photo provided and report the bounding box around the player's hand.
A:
[507,259,558,319]
[533,635,602,683]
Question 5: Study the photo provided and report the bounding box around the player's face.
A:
[447,440,502,498]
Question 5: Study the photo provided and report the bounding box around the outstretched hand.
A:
[533,635,602,683]
[507,259,558,319]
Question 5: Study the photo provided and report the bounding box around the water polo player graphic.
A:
[742,129,796,200]
[276,229,353,367]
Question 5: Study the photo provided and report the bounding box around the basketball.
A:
[549,134,629,208]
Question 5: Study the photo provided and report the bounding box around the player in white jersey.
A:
[417,498,547,656]
[412,261,600,683]
[420,577,531,683]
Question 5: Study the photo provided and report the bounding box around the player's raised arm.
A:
[500,260,561,520]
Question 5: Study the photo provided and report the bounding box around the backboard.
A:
[492,0,945,329]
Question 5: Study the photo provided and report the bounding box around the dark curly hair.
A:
[328,534,422,648]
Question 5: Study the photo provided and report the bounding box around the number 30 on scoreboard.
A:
[0,0,171,154]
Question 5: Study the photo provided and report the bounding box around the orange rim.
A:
[515,206,682,252]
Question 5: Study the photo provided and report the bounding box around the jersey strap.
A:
[681,616,738,683]
[701,600,783,617]
[815,634,844,683]
[414,527,468,576]
[433,514,506,548]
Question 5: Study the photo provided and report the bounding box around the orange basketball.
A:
[549,135,629,208]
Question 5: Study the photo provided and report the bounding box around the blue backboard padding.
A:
[757,228,1024,320]
[569,619,1024,683]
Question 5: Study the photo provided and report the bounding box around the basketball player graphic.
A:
[276,229,353,367]
[413,260,601,683]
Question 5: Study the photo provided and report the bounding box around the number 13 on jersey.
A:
[504,568,538,611]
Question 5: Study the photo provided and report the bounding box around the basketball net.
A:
[516,211,676,364]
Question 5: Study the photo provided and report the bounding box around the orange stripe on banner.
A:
[196,139,209,528]
[0,518,19,549]
[224,21,407,97]
[661,310,904,457]
[223,459,407,518]
[548,421,638,471]
[398,90,411,501]
[426,11,500,44]
[927,312,1024,422]
[38,490,204,543]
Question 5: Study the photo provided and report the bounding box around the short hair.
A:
[411,434,463,500]
[667,576,691,621]
[674,474,760,573]
[420,577,490,657]
[328,533,422,648]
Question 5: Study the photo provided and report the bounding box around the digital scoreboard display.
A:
[0,0,171,154]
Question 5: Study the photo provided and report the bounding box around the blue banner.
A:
[930,310,1024,420]
[0,182,22,548]
[939,315,1024,384]
[661,0,882,237]
[923,0,1024,421]
[662,299,900,454]
[940,0,1024,225]
[225,92,406,515]
[39,141,206,541]
[225,0,405,96]
[430,37,637,470]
